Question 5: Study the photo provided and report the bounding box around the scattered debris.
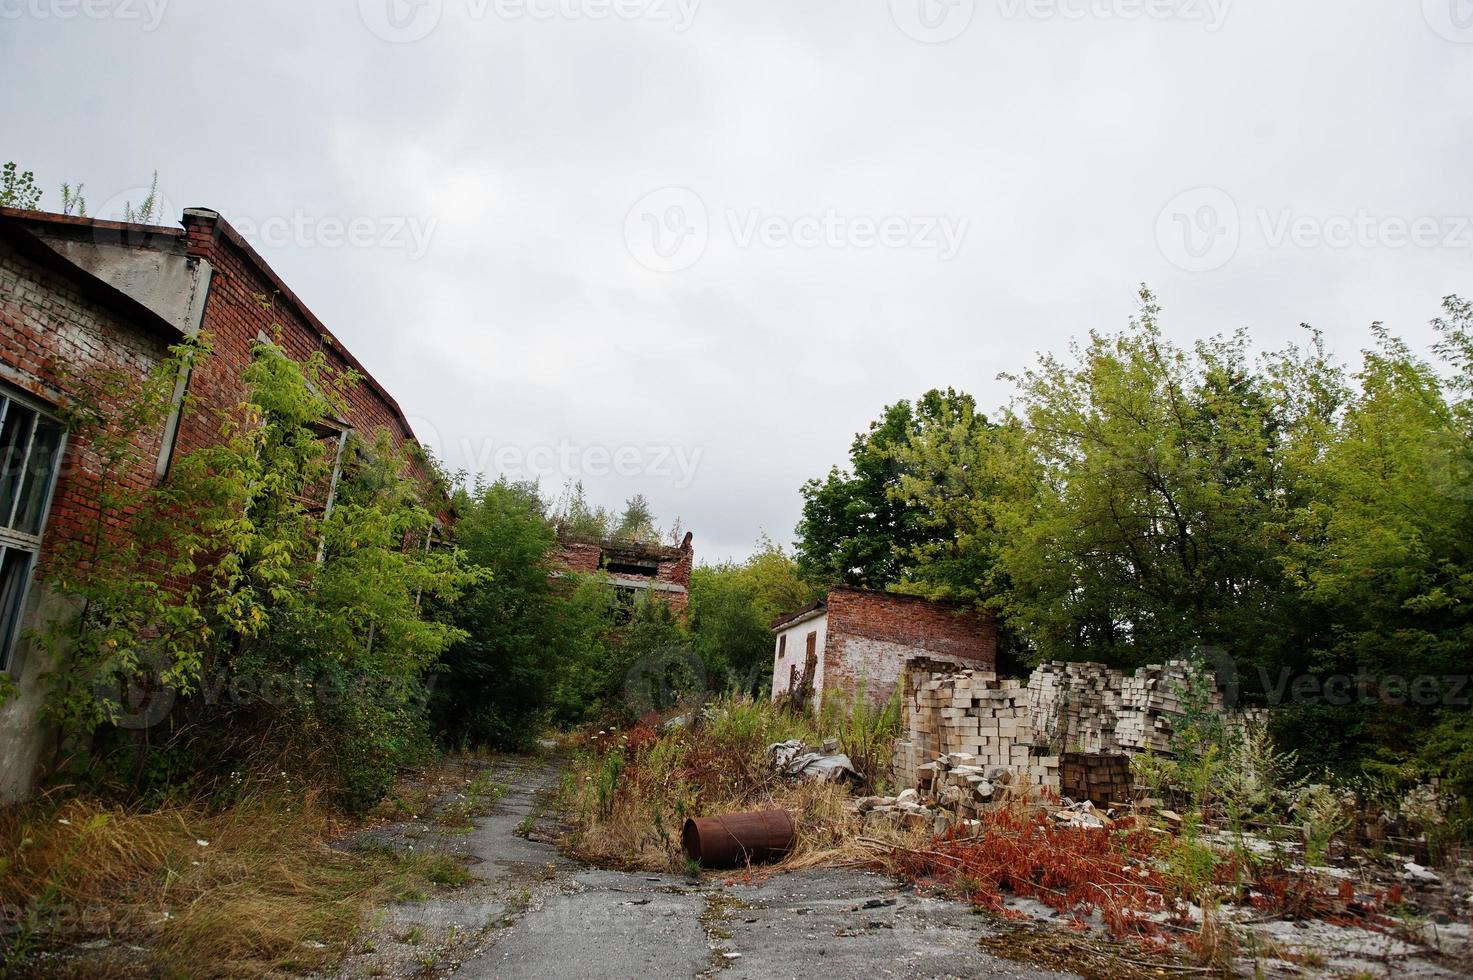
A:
[768,739,858,781]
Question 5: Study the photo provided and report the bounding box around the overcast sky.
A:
[5,1,1472,563]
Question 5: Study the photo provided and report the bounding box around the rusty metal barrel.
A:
[681,810,795,868]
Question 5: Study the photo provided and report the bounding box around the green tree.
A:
[688,539,818,694]
[435,479,565,749]
[995,290,1327,670]
[1285,300,1473,795]
[613,493,657,542]
[0,162,42,210]
[795,389,976,588]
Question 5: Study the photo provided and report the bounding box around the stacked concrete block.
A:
[894,657,1227,805]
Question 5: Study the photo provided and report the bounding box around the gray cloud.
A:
[5,0,1472,562]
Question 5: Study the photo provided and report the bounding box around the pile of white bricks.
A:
[1030,659,1213,755]
[894,659,1225,794]
[893,669,1061,793]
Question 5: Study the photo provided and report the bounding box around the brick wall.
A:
[0,234,175,801]
[549,534,693,613]
[173,212,424,480]
[821,588,995,707]
[0,237,171,566]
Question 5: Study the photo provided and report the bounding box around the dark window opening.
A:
[603,558,657,578]
[0,388,66,671]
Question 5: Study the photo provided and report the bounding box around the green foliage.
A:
[123,170,160,224]
[0,161,42,210]
[998,290,1333,669]
[34,335,473,809]
[612,493,657,543]
[819,681,902,792]
[687,538,817,694]
[551,480,613,540]
[59,182,85,217]
[795,390,978,588]
[435,478,575,749]
[795,289,1473,817]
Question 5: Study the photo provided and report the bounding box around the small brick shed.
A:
[769,587,996,711]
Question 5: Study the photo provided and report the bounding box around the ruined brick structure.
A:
[770,587,996,711]
[0,206,434,802]
[893,659,1249,804]
[551,530,694,614]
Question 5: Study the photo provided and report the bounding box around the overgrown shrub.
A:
[30,333,474,810]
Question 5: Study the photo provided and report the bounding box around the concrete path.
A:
[332,755,1078,980]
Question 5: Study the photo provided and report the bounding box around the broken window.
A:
[0,388,67,671]
[778,634,786,659]
[602,556,658,578]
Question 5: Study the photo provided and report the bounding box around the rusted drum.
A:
[681,810,795,868]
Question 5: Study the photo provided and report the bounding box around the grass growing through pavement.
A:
[0,777,476,978]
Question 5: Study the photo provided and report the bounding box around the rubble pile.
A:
[1031,659,1211,755]
[850,750,1118,834]
[895,659,1230,794]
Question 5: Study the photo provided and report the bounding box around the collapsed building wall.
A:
[893,659,1230,801]
[550,531,694,614]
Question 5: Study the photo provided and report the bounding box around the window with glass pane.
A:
[0,390,67,672]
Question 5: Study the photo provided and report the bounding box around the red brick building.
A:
[0,206,433,801]
[550,530,694,614]
[770,587,996,711]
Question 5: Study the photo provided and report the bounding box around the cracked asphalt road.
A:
[332,756,1078,980]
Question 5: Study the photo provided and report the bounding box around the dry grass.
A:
[0,776,472,978]
[557,694,910,874]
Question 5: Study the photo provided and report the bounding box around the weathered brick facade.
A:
[0,206,437,801]
[550,531,693,613]
[171,210,423,468]
[770,587,996,710]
